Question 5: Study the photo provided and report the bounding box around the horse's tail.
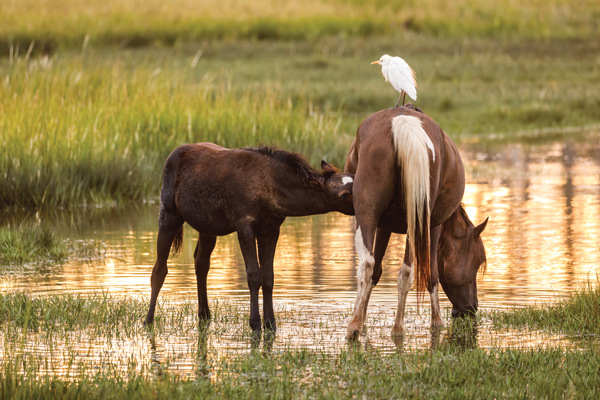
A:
[160,147,185,257]
[391,115,435,295]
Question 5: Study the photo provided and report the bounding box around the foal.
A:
[144,143,355,332]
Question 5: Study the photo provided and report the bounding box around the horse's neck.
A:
[278,184,331,217]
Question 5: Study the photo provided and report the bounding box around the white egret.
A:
[371,54,417,107]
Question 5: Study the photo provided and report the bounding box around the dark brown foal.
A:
[344,106,488,340]
[144,143,354,333]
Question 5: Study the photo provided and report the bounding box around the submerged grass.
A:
[0,292,599,399]
[489,282,600,335]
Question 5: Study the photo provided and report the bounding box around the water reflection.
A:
[2,139,600,375]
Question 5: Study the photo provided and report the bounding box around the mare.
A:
[344,106,488,340]
[144,143,355,333]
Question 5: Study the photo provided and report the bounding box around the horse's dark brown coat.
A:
[145,143,355,332]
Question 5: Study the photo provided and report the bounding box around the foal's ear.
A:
[473,217,489,238]
[321,160,333,170]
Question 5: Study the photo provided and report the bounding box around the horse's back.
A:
[351,107,465,228]
[161,143,263,236]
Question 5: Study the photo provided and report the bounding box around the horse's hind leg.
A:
[360,228,391,323]
[428,225,444,328]
[195,233,217,322]
[347,165,395,340]
[391,236,414,337]
[145,209,184,325]
[257,227,280,332]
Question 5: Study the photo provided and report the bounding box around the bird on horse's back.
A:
[344,106,488,340]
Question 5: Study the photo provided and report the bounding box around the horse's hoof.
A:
[250,322,262,333]
[390,324,404,338]
[346,321,363,341]
[263,320,277,332]
[431,317,445,329]
[143,318,154,327]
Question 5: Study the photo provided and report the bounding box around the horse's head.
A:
[438,206,488,318]
[320,160,355,216]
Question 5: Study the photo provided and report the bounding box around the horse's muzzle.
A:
[451,305,478,318]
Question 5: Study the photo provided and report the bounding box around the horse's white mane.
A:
[391,115,434,266]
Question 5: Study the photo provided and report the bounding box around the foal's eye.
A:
[340,193,351,200]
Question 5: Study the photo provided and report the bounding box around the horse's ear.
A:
[321,160,332,170]
[473,217,489,238]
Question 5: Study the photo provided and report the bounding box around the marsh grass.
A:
[2,35,599,209]
[489,282,600,335]
[0,293,600,399]
[0,223,67,265]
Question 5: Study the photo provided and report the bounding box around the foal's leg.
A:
[257,228,280,332]
[236,222,262,332]
[145,209,184,325]
[428,225,444,328]
[194,233,217,322]
[391,236,414,337]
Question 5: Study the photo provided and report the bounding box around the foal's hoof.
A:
[143,317,154,327]
[263,320,277,332]
[249,318,262,334]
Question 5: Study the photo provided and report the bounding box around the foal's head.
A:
[319,160,355,216]
[438,205,488,318]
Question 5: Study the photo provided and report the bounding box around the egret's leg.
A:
[402,93,406,106]
[395,93,402,108]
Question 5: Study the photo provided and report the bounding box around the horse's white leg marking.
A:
[430,283,444,328]
[391,262,414,337]
[347,226,375,338]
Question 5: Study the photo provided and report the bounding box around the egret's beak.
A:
[371,60,381,65]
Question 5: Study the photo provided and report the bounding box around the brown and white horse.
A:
[344,106,488,340]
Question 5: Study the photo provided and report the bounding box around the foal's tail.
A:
[161,147,185,257]
[391,115,435,294]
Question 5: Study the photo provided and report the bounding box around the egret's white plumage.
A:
[372,54,417,107]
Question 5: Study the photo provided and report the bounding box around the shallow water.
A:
[2,138,600,376]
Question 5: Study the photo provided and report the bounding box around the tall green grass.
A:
[2,36,599,209]
[0,53,350,209]
[489,282,600,335]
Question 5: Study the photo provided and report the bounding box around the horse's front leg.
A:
[428,224,444,328]
[237,222,262,332]
[194,233,217,322]
[257,227,280,332]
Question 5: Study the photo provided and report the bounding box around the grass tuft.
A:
[0,224,67,265]
[489,282,600,335]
